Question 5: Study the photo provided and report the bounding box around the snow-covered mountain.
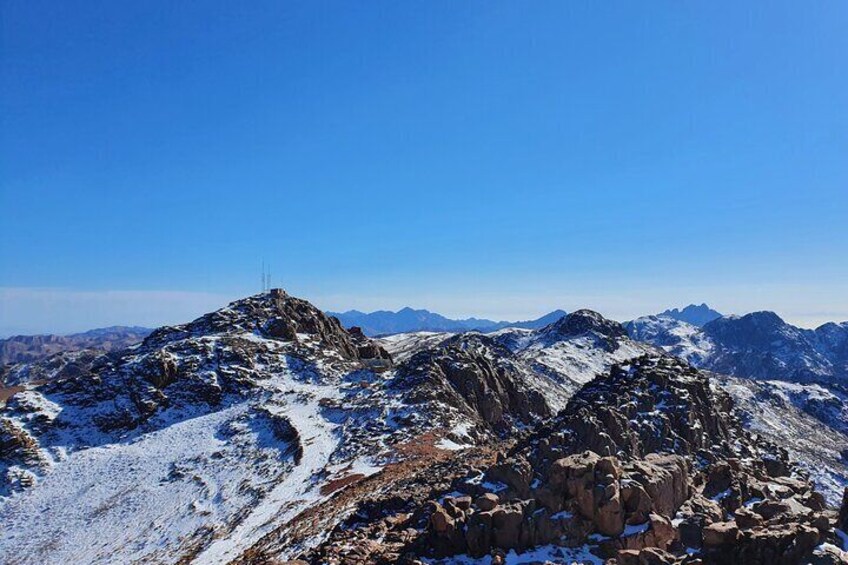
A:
[658,303,722,327]
[382,310,653,413]
[3,295,848,564]
[0,290,555,564]
[626,311,848,503]
[327,308,567,336]
[627,311,848,385]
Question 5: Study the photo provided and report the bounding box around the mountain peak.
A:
[659,303,722,327]
[542,309,627,340]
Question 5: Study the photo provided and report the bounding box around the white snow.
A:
[0,344,384,564]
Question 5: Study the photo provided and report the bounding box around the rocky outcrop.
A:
[142,289,371,362]
[415,355,844,563]
[0,290,403,498]
[390,334,550,431]
[538,309,628,349]
[522,356,738,469]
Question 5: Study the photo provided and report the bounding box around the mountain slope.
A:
[0,290,557,564]
[628,311,848,385]
[298,355,848,564]
[627,312,848,503]
[381,310,654,413]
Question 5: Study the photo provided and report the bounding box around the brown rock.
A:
[552,451,600,520]
[430,506,455,535]
[617,549,642,565]
[702,521,739,546]
[752,499,790,521]
[622,481,653,525]
[839,486,848,531]
[734,506,763,530]
[464,510,493,557]
[265,317,298,341]
[454,496,472,511]
[487,457,533,498]
[628,454,690,517]
[491,504,523,549]
[594,481,624,536]
[475,493,499,512]
[637,547,676,565]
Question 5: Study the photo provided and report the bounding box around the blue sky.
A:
[2,1,847,334]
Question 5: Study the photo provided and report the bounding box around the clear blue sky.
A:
[2,1,847,334]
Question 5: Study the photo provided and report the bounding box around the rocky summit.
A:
[1,291,847,565]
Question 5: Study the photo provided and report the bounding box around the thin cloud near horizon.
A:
[2,286,846,337]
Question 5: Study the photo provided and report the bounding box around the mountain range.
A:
[0,326,152,366]
[327,307,568,336]
[1,294,847,564]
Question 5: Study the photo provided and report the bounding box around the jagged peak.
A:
[659,303,722,327]
[139,289,377,362]
[540,309,627,341]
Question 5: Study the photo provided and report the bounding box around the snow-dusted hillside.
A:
[625,315,715,365]
[627,312,848,503]
[379,331,454,363]
[383,310,653,414]
[492,310,653,409]
[627,311,848,385]
[0,291,498,564]
[717,375,848,504]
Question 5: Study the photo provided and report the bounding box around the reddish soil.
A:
[0,385,25,403]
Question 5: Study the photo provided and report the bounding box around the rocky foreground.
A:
[281,356,848,564]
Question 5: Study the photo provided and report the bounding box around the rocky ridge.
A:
[301,355,848,564]
[627,313,848,503]
[0,290,567,564]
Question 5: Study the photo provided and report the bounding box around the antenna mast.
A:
[261,259,271,292]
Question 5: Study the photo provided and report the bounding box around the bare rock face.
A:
[838,486,848,531]
[390,334,550,431]
[523,355,737,468]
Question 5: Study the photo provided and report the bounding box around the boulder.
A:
[702,521,739,546]
[491,503,524,549]
[487,457,533,498]
[628,454,690,517]
[734,507,764,530]
[264,317,298,341]
[551,451,600,520]
[475,493,499,512]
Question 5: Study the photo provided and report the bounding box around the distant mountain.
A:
[658,303,722,326]
[0,326,152,366]
[508,309,568,330]
[627,311,848,384]
[327,308,567,336]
